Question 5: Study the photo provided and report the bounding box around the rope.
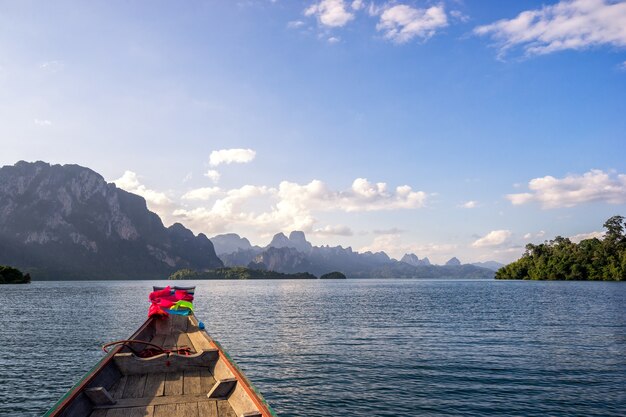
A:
[102,340,192,358]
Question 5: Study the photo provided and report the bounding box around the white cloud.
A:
[182,172,192,183]
[351,0,364,11]
[472,230,512,247]
[34,119,52,126]
[181,187,221,201]
[328,36,341,43]
[209,148,256,166]
[305,0,354,27]
[174,177,428,235]
[570,230,605,243]
[523,230,546,240]
[288,20,305,28]
[376,4,448,43]
[39,60,64,72]
[313,224,354,236]
[460,200,478,209]
[204,169,221,183]
[113,171,173,215]
[450,10,469,23]
[619,60,626,70]
[507,169,626,208]
[475,0,626,56]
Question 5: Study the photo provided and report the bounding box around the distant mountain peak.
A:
[445,257,461,266]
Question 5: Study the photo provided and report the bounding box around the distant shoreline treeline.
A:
[169,267,318,280]
[0,265,31,284]
[496,215,626,281]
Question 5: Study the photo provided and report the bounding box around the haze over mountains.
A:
[212,230,500,278]
[0,161,499,280]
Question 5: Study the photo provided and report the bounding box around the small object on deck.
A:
[84,387,116,406]
[207,377,238,398]
[198,321,205,330]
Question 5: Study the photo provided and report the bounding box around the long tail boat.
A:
[45,286,276,417]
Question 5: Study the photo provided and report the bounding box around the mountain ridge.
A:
[0,161,223,279]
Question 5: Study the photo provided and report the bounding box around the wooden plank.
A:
[187,329,213,352]
[84,387,115,405]
[154,404,177,417]
[176,333,194,353]
[97,393,213,410]
[105,407,149,417]
[197,401,218,417]
[174,402,198,417]
[184,370,202,395]
[200,370,216,393]
[207,378,237,399]
[155,317,172,335]
[143,373,166,397]
[89,410,107,417]
[110,376,127,400]
[164,333,178,350]
[151,334,166,348]
[123,374,147,399]
[165,372,184,396]
[171,315,189,332]
[217,400,237,417]
[114,350,218,375]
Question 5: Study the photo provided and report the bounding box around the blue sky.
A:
[1,0,625,263]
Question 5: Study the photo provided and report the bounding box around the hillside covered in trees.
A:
[496,216,626,281]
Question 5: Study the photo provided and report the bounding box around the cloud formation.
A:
[204,169,220,184]
[570,230,605,243]
[507,169,626,208]
[113,171,173,212]
[181,187,221,201]
[305,0,354,27]
[376,4,448,43]
[460,200,478,209]
[472,230,512,247]
[475,0,626,56]
[209,148,256,166]
[173,177,427,235]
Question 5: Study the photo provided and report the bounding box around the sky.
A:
[1,0,625,264]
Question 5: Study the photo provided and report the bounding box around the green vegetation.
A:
[0,265,31,284]
[170,267,317,280]
[496,215,626,281]
[320,271,347,279]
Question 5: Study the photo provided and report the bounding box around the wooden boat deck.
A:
[87,315,240,417]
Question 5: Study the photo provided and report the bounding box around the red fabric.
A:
[148,286,194,318]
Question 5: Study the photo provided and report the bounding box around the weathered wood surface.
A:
[84,387,116,406]
[207,378,237,399]
[114,349,218,375]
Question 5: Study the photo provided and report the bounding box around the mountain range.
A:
[212,231,499,279]
[0,161,223,279]
[0,161,500,280]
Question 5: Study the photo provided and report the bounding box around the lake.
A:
[0,279,624,416]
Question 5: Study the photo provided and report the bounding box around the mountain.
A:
[445,257,461,266]
[0,161,223,280]
[218,230,494,279]
[471,261,505,271]
[400,253,431,266]
[210,233,255,255]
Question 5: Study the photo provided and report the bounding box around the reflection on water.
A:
[0,279,624,416]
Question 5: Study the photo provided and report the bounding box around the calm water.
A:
[0,279,624,417]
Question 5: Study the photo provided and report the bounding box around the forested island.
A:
[496,216,626,281]
[0,265,31,284]
[320,271,347,279]
[170,267,317,280]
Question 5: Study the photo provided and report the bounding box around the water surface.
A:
[0,279,624,416]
